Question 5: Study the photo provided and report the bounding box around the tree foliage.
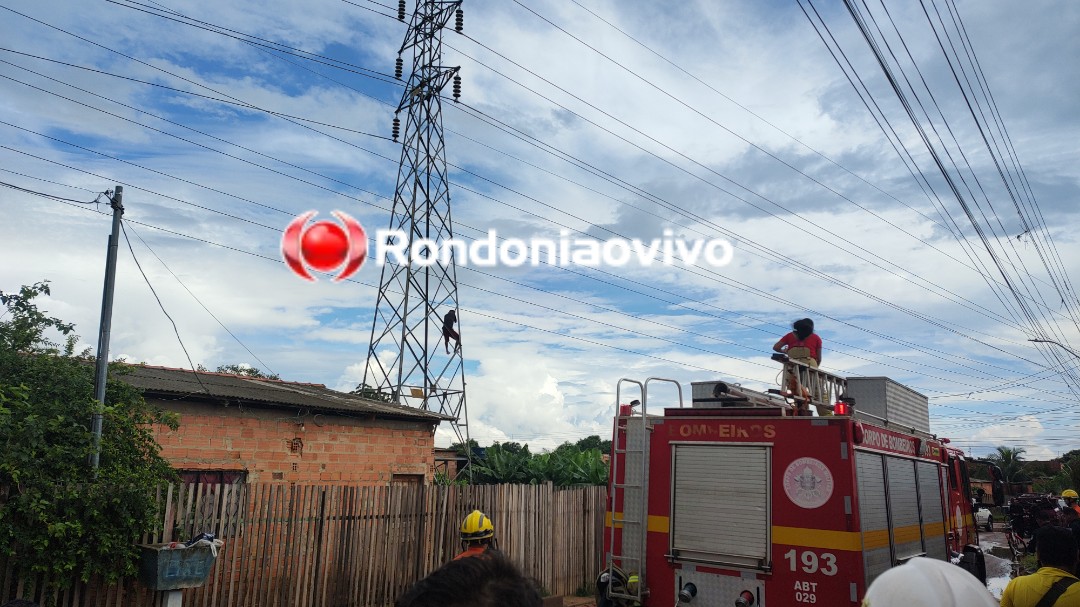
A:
[0,282,178,584]
[214,363,279,380]
[465,437,609,486]
[987,446,1029,483]
[351,382,397,403]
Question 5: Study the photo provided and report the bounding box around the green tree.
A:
[470,443,531,484]
[987,446,1029,483]
[465,440,608,487]
[351,382,396,403]
[0,282,178,584]
[1033,462,1073,495]
[574,435,612,455]
[215,363,279,380]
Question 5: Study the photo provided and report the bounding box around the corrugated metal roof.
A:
[119,365,451,422]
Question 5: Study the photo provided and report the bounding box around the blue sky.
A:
[2,0,1080,457]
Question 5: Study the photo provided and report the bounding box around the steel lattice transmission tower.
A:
[362,0,469,448]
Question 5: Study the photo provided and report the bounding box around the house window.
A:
[173,470,247,539]
[178,469,247,486]
[391,474,425,486]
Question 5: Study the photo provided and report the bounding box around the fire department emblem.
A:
[783,457,834,509]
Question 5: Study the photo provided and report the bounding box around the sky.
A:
[2,0,1079,459]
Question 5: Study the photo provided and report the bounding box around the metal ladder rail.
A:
[632,378,682,602]
[606,379,644,602]
[786,360,848,412]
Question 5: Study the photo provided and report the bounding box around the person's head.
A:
[395,551,541,607]
[1036,509,1055,527]
[1035,526,1079,571]
[1063,488,1078,505]
[460,509,495,546]
[860,557,997,607]
[793,318,814,340]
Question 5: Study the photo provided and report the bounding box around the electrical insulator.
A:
[397,0,406,20]
[395,57,403,80]
[452,74,461,101]
[392,116,400,141]
[455,8,463,32]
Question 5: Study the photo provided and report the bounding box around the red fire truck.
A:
[601,370,983,607]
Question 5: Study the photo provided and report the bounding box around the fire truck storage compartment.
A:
[855,451,946,586]
[845,377,930,433]
[670,443,770,569]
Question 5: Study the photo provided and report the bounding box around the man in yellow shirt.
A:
[1001,526,1080,607]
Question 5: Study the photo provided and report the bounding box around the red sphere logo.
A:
[281,210,368,281]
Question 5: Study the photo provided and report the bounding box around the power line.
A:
[6,5,1071,414]
[119,219,210,394]
[11,176,1080,408]
[10,0,1058,380]
[102,0,401,84]
[124,222,278,377]
[802,0,1080,397]
[13,180,1080,453]
[0,179,108,205]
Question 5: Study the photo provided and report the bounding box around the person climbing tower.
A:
[443,309,461,354]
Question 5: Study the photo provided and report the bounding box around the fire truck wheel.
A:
[985,515,993,532]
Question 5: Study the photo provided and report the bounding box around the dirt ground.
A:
[561,598,595,607]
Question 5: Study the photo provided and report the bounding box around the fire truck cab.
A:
[602,373,982,607]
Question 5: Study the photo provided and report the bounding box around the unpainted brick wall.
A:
[149,398,437,484]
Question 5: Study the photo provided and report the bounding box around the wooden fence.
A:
[1,483,607,606]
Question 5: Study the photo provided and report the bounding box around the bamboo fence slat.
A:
[0,483,606,606]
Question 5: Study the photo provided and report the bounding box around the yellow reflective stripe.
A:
[605,517,942,552]
[862,529,891,550]
[923,521,945,538]
[604,512,668,533]
[773,526,863,551]
[892,524,922,544]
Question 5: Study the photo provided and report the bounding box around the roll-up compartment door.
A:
[671,444,770,569]
[856,451,891,586]
[886,457,924,560]
[917,461,947,559]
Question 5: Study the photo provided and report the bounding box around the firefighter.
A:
[773,318,823,415]
[1063,489,1080,516]
[860,556,996,606]
[454,509,496,560]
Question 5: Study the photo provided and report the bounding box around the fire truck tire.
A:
[985,516,993,532]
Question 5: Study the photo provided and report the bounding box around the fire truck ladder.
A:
[605,377,682,605]
[771,353,849,414]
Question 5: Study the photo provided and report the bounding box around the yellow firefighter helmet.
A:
[460,509,494,541]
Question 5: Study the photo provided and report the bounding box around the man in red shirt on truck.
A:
[773,318,823,414]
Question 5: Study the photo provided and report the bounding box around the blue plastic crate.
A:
[138,543,218,590]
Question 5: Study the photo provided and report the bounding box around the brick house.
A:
[120,365,450,485]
